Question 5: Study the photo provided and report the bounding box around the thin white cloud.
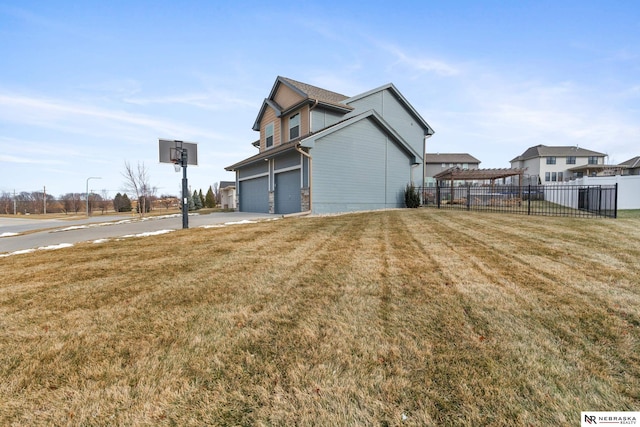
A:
[0,154,63,165]
[379,43,460,77]
[0,92,223,140]
[124,91,255,111]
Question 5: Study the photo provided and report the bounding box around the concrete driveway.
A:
[0,212,281,256]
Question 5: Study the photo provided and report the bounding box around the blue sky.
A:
[1,1,639,198]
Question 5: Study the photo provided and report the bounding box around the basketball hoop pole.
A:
[159,138,196,229]
[180,148,189,229]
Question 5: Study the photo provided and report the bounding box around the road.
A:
[0,212,281,255]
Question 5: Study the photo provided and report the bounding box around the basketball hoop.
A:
[159,138,198,230]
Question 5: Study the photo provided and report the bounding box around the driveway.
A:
[0,212,281,256]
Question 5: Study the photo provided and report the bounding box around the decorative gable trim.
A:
[252,99,282,131]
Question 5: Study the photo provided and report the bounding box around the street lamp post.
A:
[86,176,101,216]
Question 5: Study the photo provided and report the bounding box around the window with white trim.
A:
[289,113,300,140]
[265,123,274,148]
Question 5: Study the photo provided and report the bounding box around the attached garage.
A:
[239,176,269,213]
[275,169,301,214]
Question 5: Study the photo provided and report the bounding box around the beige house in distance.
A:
[510,144,606,184]
[219,181,236,210]
[425,153,480,186]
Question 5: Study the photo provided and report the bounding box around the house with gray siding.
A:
[225,76,434,214]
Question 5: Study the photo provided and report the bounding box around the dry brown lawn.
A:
[0,209,638,426]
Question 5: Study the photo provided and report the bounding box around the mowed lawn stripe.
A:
[0,209,638,426]
[410,210,639,422]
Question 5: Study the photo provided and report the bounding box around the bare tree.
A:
[213,182,221,206]
[122,161,154,218]
[0,192,13,215]
[99,190,111,214]
[61,193,83,214]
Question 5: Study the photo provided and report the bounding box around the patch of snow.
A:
[38,243,74,250]
[92,239,110,244]
[54,225,88,232]
[1,243,74,258]
[224,220,257,225]
[0,249,36,257]
[120,229,175,238]
[0,232,19,238]
[200,224,226,229]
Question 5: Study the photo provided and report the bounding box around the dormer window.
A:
[289,113,300,140]
[265,123,274,148]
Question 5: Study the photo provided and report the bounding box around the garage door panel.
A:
[239,176,268,213]
[275,170,300,214]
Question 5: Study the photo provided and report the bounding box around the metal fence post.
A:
[614,183,618,218]
[527,184,531,215]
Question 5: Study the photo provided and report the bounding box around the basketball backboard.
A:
[159,139,198,165]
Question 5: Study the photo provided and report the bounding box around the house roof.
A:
[278,76,351,108]
[511,144,606,162]
[567,164,627,173]
[225,139,302,171]
[219,181,235,189]
[252,76,354,131]
[619,156,640,168]
[346,83,435,136]
[425,153,480,164]
[434,167,525,181]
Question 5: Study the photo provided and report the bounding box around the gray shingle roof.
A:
[279,76,351,108]
[511,144,606,162]
[425,153,481,164]
[619,156,640,168]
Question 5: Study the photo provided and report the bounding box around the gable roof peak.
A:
[275,76,350,105]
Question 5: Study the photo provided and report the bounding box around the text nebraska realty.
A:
[584,414,637,425]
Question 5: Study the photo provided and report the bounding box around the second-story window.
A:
[289,113,300,140]
[546,157,556,165]
[566,156,576,164]
[265,123,274,148]
[588,156,598,165]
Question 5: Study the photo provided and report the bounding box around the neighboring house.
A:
[219,181,236,210]
[510,144,607,183]
[425,153,481,186]
[225,76,434,214]
[619,156,640,175]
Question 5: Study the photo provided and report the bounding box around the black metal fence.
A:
[419,184,618,218]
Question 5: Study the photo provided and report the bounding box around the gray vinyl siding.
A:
[311,118,412,214]
[274,150,301,170]
[386,139,412,205]
[347,89,425,157]
[311,108,345,132]
[238,162,268,179]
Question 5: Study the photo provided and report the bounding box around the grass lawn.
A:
[1,209,638,425]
